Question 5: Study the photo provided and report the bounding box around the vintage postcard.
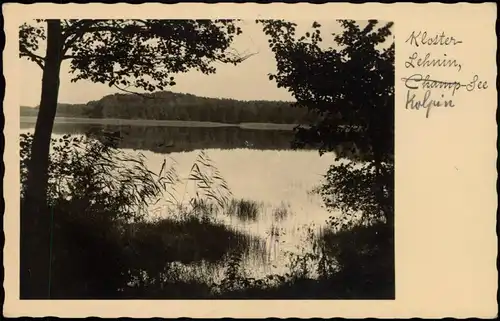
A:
[2,2,497,318]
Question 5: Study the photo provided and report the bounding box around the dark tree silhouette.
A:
[258,19,395,299]
[19,18,248,298]
[258,19,394,227]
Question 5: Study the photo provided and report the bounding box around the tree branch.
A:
[61,20,257,64]
[62,48,258,63]
[61,19,89,37]
[62,20,99,55]
[63,23,150,54]
[112,84,156,100]
[20,47,45,69]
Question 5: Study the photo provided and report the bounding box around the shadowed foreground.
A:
[20,133,394,300]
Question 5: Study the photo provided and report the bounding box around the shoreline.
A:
[20,116,300,131]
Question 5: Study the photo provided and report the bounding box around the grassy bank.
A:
[125,216,265,265]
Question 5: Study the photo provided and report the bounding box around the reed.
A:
[226,198,262,222]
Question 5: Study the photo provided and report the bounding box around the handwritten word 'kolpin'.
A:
[405,52,461,71]
[401,74,488,96]
[405,90,454,119]
[405,31,463,47]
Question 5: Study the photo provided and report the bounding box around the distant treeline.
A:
[21,91,320,124]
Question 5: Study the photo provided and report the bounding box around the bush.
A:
[318,161,394,229]
[317,221,394,298]
[20,132,174,297]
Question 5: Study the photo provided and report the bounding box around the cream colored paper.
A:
[3,3,497,318]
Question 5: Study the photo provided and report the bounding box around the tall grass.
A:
[186,150,232,209]
[272,201,291,221]
[125,215,265,265]
[226,198,262,222]
[20,131,393,299]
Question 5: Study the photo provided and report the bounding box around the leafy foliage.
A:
[20,19,248,92]
[255,19,395,298]
[258,19,394,161]
[259,19,395,226]
[19,21,46,68]
[318,161,394,229]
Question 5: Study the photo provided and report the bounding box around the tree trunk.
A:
[21,19,63,299]
[372,146,394,225]
[367,98,393,230]
[370,123,393,229]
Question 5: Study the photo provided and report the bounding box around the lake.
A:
[21,121,342,281]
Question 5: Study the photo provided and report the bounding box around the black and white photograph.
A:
[18,18,394,299]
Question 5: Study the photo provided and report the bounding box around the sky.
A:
[19,20,387,107]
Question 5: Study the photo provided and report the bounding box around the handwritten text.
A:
[403,31,487,118]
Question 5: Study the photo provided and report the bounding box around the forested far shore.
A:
[20,90,320,124]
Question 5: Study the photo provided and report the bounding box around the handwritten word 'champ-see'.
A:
[402,74,488,118]
[402,74,488,96]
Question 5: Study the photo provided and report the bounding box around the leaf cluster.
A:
[20,19,247,93]
[258,19,394,160]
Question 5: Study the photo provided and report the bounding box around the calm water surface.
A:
[22,122,341,280]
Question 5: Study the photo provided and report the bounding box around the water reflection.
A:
[21,123,340,280]
[21,122,307,153]
[121,147,336,279]
[22,122,364,159]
